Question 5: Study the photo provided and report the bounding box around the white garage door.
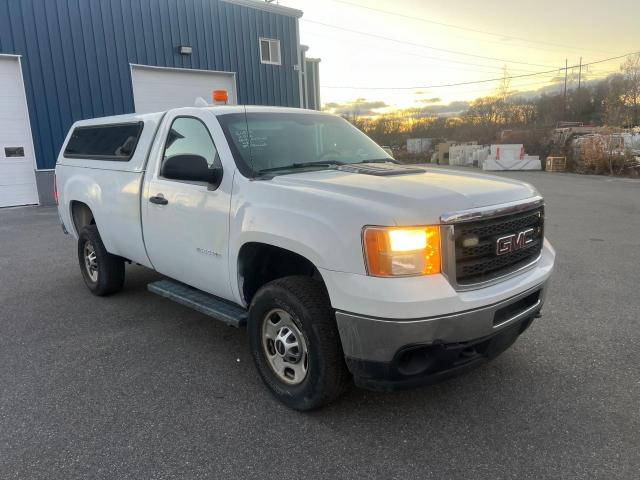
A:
[131,64,237,114]
[0,56,39,208]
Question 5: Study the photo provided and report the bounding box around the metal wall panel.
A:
[0,0,301,169]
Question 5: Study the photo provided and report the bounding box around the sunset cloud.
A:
[417,97,442,104]
[324,99,390,116]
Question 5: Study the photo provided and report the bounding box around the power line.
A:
[320,51,638,90]
[450,76,561,95]
[327,0,615,55]
[322,3,567,57]
[301,19,558,68]
[303,28,540,75]
[405,75,561,98]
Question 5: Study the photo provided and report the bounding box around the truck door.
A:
[142,109,233,301]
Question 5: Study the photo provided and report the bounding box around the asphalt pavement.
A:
[0,170,638,479]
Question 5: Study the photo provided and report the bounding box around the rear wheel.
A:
[248,276,350,411]
[77,225,125,296]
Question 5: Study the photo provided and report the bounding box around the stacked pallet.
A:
[545,156,567,172]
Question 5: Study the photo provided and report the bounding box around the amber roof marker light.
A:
[212,90,229,104]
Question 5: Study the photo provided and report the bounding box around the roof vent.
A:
[336,163,426,176]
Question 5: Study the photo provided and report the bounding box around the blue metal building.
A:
[0,0,320,206]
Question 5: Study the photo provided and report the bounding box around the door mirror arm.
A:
[207,167,223,190]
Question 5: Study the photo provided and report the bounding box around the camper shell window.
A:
[64,122,144,161]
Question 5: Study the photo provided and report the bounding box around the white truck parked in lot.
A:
[55,105,555,410]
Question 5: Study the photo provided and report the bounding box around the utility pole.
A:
[563,59,568,121]
[577,57,582,121]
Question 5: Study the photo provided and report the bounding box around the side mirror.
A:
[162,154,222,186]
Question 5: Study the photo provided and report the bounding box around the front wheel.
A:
[248,276,350,411]
[77,225,125,296]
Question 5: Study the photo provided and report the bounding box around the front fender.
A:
[228,202,366,305]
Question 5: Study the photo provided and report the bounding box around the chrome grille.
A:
[444,203,544,288]
[440,196,544,290]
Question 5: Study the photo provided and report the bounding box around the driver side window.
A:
[161,117,221,180]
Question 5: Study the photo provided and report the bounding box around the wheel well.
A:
[238,243,322,305]
[70,201,95,234]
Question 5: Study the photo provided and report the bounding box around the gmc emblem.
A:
[496,228,535,255]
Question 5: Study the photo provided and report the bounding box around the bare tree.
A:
[621,53,640,126]
[603,75,627,126]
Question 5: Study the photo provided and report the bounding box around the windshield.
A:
[217,111,393,176]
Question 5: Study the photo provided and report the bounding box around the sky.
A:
[279,0,640,113]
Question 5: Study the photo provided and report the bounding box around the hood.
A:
[269,164,539,225]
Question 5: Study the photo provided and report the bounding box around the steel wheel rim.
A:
[261,308,309,385]
[83,241,99,282]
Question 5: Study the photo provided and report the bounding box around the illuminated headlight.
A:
[363,226,441,277]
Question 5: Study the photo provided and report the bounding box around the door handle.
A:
[149,194,168,205]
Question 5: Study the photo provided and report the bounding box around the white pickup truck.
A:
[55,105,555,410]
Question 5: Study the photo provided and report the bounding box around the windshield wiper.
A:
[259,160,345,173]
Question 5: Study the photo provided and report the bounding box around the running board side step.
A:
[148,280,247,328]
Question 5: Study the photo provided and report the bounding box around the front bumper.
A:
[346,315,536,391]
[336,282,546,391]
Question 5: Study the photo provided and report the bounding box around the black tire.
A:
[77,225,125,296]
[248,276,350,411]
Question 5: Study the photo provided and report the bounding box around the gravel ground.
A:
[0,170,638,479]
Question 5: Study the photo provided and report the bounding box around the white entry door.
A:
[130,64,237,114]
[0,56,39,207]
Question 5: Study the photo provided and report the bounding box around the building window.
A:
[259,38,281,65]
[4,147,25,158]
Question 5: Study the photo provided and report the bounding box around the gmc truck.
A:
[55,105,555,410]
